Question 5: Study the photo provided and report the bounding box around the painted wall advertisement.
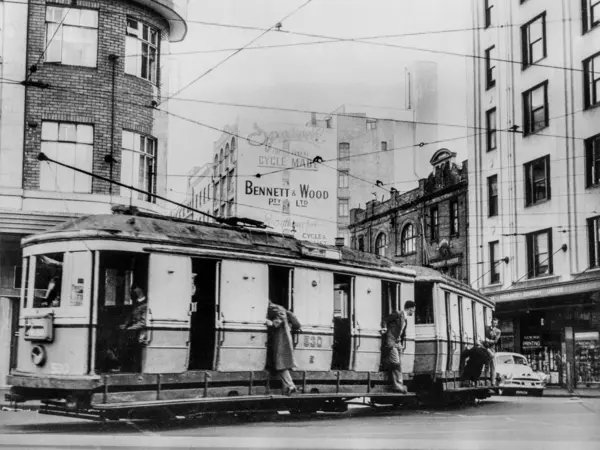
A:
[237,122,337,245]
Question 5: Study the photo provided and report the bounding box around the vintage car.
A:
[495,352,545,396]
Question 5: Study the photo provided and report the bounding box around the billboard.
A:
[237,121,337,245]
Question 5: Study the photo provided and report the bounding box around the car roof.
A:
[496,352,527,358]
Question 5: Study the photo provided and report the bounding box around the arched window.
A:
[230,138,236,162]
[401,224,416,255]
[213,154,218,177]
[375,233,387,257]
[224,143,230,167]
[358,236,365,252]
[219,148,224,174]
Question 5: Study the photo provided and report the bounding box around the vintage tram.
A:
[6,211,494,420]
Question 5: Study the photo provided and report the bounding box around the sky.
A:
[165,0,472,203]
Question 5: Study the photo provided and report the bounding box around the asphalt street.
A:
[0,396,599,449]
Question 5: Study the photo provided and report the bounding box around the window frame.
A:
[588,215,600,268]
[120,130,158,203]
[489,240,500,284]
[45,5,99,67]
[125,17,160,84]
[526,228,553,278]
[488,175,498,217]
[381,141,388,151]
[583,51,600,109]
[485,0,493,28]
[400,223,416,255]
[486,107,497,151]
[338,198,349,217]
[585,133,600,187]
[521,12,547,69]
[450,199,459,236]
[485,45,496,89]
[524,155,551,207]
[375,233,387,257]
[338,170,349,188]
[430,206,439,241]
[582,0,600,34]
[338,142,350,161]
[522,80,549,135]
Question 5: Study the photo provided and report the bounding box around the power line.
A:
[161,0,315,105]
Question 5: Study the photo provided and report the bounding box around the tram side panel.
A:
[413,282,441,378]
[15,251,92,377]
[292,268,334,371]
[143,254,191,374]
[400,281,415,375]
[217,260,269,371]
[353,276,382,372]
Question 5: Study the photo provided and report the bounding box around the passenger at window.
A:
[381,301,416,394]
[484,317,501,384]
[265,301,302,395]
[119,284,148,372]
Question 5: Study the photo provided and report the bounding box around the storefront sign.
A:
[522,335,542,349]
[431,256,461,268]
[490,279,600,303]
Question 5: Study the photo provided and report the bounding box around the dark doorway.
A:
[188,258,219,370]
[268,265,292,309]
[380,281,400,370]
[94,251,148,374]
[332,274,353,370]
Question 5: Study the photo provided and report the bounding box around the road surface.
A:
[0,396,598,449]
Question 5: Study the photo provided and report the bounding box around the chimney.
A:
[335,237,345,247]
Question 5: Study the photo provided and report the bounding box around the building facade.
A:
[349,149,469,284]
[0,0,188,387]
[172,163,214,222]
[468,0,600,388]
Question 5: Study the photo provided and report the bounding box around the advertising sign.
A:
[237,122,337,245]
[522,335,542,350]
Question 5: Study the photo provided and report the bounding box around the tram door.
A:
[380,281,399,370]
[444,291,462,373]
[331,274,353,370]
[188,258,219,370]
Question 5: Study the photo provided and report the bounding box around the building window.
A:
[40,121,93,193]
[588,216,600,267]
[121,130,157,202]
[367,119,377,130]
[125,18,159,83]
[381,141,388,151]
[485,0,493,28]
[485,46,496,89]
[521,12,547,68]
[523,81,549,135]
[227,170,234,194]
[213,155,218,178]
[338,199,349,217]
[582,0,600,33]
[524,155,551,206]
[430,207,439,241]
[338,171,349,188]
[584,52,600,109]
[488,175,498,216]
[375,233,387,257]
[339,142,350,160]
[526,229,553,278]
[358,236,365,252]
[401,223,416,255]
[45,6,98,67]
[486,108,497,151]
[489,241,500,284]
[230,138,237,162]
[450,199,459,236]
[586,133,600,187]
[219,149,224,175]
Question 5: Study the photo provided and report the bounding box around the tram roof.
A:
[24,213,415,274]
[405,265,490,302]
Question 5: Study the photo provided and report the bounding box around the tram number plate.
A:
[303,335,323,348]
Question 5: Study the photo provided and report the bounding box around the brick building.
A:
[0,0,188,387]
[349,149,469,284]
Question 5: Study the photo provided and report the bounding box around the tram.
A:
[6,210,494,420]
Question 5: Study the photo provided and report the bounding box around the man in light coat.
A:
[265,301,301,395]
[483,317,501,384]
[381,300,416,393]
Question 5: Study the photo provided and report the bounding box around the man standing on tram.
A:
[483,317,501,385]
[381,301,416,394]
[119,284,149,372]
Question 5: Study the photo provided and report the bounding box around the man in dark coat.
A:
[119,284,148,372]
[483,317,501,384]
[265,301,301,395]
[381,301,416,393]
[460,341,491,386]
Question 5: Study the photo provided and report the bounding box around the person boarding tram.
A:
[381,301,416,394]
[119,284,149,372]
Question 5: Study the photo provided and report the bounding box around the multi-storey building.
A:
[468,0,600,388]
[0,0,188,387]
[173,163,214,222]
[349,149,469,284]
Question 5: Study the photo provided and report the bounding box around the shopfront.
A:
[490,277,600,390]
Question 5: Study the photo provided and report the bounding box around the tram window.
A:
[414,281,434,324]
[32,253,64,308]
[381,281,399,318]
[268,265,292,310]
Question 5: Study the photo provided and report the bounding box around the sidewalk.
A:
[542,386,600,398]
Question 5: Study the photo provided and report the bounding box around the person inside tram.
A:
[265,301,302,395]
[381,300,416,394]
[460,340,490,386]
[37,255,64,307]
[483,317,501,385]
[119,284,148,372]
